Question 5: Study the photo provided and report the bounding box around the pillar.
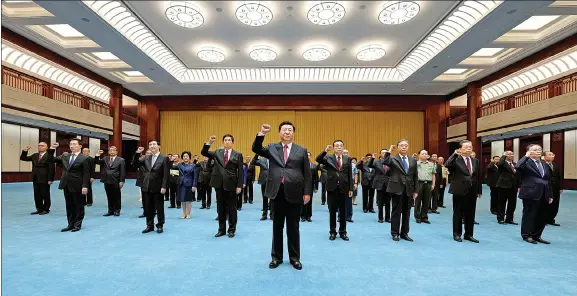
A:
[110,84,123,155]
[466,82,482,154]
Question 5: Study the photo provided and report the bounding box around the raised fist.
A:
[97,150,104,155]
[389,145,395,152]
[372,153,377,158]
[208,135,217,144]
[261,124,271,134]
[325,145,333,152]
[136,147,145,153]
[62,152,70,157]
[23,146,31,151]
[51,143,60,148]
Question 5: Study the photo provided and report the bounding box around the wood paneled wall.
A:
[160,110,424,159]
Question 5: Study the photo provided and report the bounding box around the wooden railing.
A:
[122,112,139,124]
[448,112,468,125]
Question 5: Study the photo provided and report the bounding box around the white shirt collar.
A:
[281,142,293,149]
[153,152,160,157]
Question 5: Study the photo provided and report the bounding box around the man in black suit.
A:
[164,154,173,201]
[133,150,151,218]
[243,155,256,204]
[543,151,563,226]
[357,154,376,213]
[436,157,447,208]
[168,154,181,209]
[316,141,353,240]
[134,140,170,234]
[486,155,501,215]
[20,142,55,215]
[251,155,270,220]
[301,152,319,222]
[95,146,126,217]
[82,148,96,206]
[48,140,90,232]
[382,141,418,242]
[196,156,214,209]
[319,164,328,205]
[496,151,518,225]
[430,154,442,214]
[445,140,482,243]
[368,150,391,223]
[202,134,244,238]
[252,122,312,270]
[516,145,553,244]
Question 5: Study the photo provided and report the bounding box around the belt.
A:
[418,180,431,184]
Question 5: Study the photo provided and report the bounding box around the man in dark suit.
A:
[486,155,501,215]
[133,150,151,218]
[82,148,96,206]
[543,151,563,226]
[202,134,244,238]
[516,145,553,244]
[164,154,173,201]
[196,156,214,209]
[316,141,353,240]
[48,140,90,232]
[445,140,482,243]
[134,140,170,234]
[20,142,55,215]
[168,154,181,209]
[357,154,376,213]
[251,154,271,220]
[368,149,391,223]
[319,164,328,205]
[243,155,256,204]
[430,154,442,214]
[252,122,312,270]
[301,152,319,222]
[95,146,126,217]
[496,151,518,225]
[382,141,418,242]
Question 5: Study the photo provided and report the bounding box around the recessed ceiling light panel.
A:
[512,15,560,31]
[92,51,119,60]
[307,1,346,26]
[197,47,226,63]
[302,45,331,61]
[45,24,84,37]
[356,44,386,61]
[471,47,504,57]
[165,1,204,28]
[123,71,144,76]
[235,1,273,27]
[444,68,468,74]
[249,45,277,62]
[379,1,420,25]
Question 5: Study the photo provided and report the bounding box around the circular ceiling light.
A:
[249,45,277,62]
[378,1,420,25]
[165,1,204,28]
[307,1,346,26]
[302,45,331,62]
[197,47,226,63]
[356,44,386,61]
[235,1,273,27]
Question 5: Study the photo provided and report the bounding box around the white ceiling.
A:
[2,0,577,96]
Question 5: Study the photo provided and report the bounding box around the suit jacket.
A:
[48,150,90,193]
[20,150,55,184]
[356,160,374,186]
[134,153,170,193]
[434,163,443,188]
[309,162,320,191]
[319,164,328,183]
[545,162,563,192]
[445,153,482,196]
[251,155,269,184]
[315,152,354,194]
[95,155,126,185]
[382,153,418,196]
[496,157,517,189]
[195,160,213,185]
[252,135,312,203]
[245,160,256,182]
[174,162,198,187]
[368,158,390,191]
[85,156,96,180]
[132,154,144,187]
[516,156,551,200]
[201,145,243,191]
[486,162,500,187]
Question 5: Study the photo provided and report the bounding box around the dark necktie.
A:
[401,157,408,173]
[69,154,76,166]
[109,157,113,166]
[466,157,472,174]
[383,164,389,174]
[38,153,42,161]
[282,145,288,184]
[337,156,342,171]
[537,160,544,177]
[224,150,229,166]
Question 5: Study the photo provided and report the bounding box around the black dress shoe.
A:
[340,234,349,241]
[157,227,163,234]
[378,219,384,223]
[114,212,120,216]
[142,227,154,234]
[369,209,376,213]
[535,237,550,244]
[249,201,253,204]
[207,206,211,209]
[523,237,537,244]
[474,221,480,225]
[363,210,368,213]
[431,210,440,214]
[61,226,73,232]
[498,220,505,224]
[401,234,413,242]
[269,259,283,269]
[138,215,145,218]
[215,232,226,237]
[86,203,92,207]
[290,260,302,270]
[548,222,560,226]
[260,216,267,220]
[31,211,41,215]
[505,221,518,225]
[422,220,431,224]
[301,217,306,222]
[103,213,113,217]
[228,232,235,238]
[168,206,176,209]
[439,205,446,208]
[392,235,400,241]
[200,206,206,209]
[215,216,219,220]
[464,236,479,243]
[306,218,312,222]
[38,211,49,215]
[177,206,181,209]
[416,220,422,224]
[71,227,81,232]
[385,219,391,223]
[454,236,462,242]
[329,234,336,241]
[347,219,354,223]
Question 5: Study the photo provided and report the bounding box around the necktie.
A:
[282,145,288,184]
[383,164,389,174]
[337,156,342,171]
[69,153,76,166]
[549,163,553,171]
[152,155,157,166]
[109,157,113,166]
[537,161,544,177]
[466,157,472,174]
[401,157,408,173]
[38,153,42,161]
[224,150,229,166]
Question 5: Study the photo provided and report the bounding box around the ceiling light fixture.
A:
[249,45,277,62]
[45,24,85,37]
[307,1,346,26]
[444,68,468,74]
[197,47,226,63]
[471,48,504,57]
[123,71,144,76]
[302,45,331,61]
[92,51,119,60]
[165,1,204,28]
[235,1,273,27]
[512,15,560,31]
[378,1,420,25]
[356,44,386,61]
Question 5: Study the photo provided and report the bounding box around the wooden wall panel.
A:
[564,129,577,180]
[2,123,22,172]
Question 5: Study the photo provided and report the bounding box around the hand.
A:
[192,187,196,192]
[23,146,31,151]
[236,187,242,194]
[518,188,520,193]
[208,135,217,144]
[303,194,311,204]
[314,189,318,193]
[549,198,553,204]
[348,191,353,197]
[455,149,461,155]
[97,150,104,155]
[243,184,246,188]
[160,188,166,194]
[354,184,358,190]
[119,182,124,189]
[413,193,418,199]
[51,143,59,149]
[194,156,199,161]
[560,190,563,194]
[48,181,53,185]
[260,124,271,134]
[90,178,94,183]
[372,153,377,159]
[525,151,531,157]
[389,145,395,152]
[82,188,88,195]
[62,152,69,157]
[477,194,482,198]
[431,186,435,192]
[325,145,333,152]
[136,147,145,153]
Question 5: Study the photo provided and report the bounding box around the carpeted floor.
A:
[1,180,576,296]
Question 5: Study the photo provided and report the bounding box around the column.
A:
[110,84,123,155]
[466,82,482,154]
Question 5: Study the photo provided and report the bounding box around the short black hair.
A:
[181,151,192,159]
[333,139,344,146]
[69,139,81,145]
[167,154,173,156]
[544,151,554,156]
[222,134,234,143]
[492,155,500,159]
[397,139,408,145]
[418,149,427,154]
[278,121,296,132]
[365,153,372,157]
[148,139,160,145]
[352,157,357,161]
[459,140,472,148]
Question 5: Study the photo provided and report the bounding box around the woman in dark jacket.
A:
[173,151,198,219]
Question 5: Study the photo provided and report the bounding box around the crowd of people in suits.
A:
[19,123,564,269]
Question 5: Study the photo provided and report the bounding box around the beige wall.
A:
[1,122,39,172]
[565,129,577,180]
[447,122,466,141]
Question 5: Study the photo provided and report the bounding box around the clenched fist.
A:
[389,145,395,152]
[23,146,31,151]
[136,147,145,153]
[325,145,333,152]
[208,135,217,144]
[261,124,271,134]
[52,143,60,149]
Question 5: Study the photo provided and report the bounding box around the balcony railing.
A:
[122,112,139,124]
[448,112,468,125]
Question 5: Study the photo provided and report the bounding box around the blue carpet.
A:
[1,180,576,296]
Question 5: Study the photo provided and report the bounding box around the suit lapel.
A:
[286,144,297,164]
[274,143,285,167]
[393,154,406,175]
[457,156,471,176]
[327,154,337,170]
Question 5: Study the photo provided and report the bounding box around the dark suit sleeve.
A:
[201,144,216,159]
[94,156,104,165]
[349,159,354,191]
[476,159,482,195]
[382,152,392,166]
[237,153,244,189]
[20,151,33,162]
[132,153,144,167]
[412,160,418,195]
[303,149,312,195]
[88,158,96,179]
[252,135,272,159]
[315,151,329,166]
[161,157,170,190]
[444,153,458,172]
[119,159,126,183]
[48,149,64,167]
[558,166,564,190]
[496,156,507,172]
[81,159,90,189]
[47,156,55,182]
[251,154,259,165]
[515,156,530,171]
[367,158,375,168]
[313,165,319,190]
[193,167,199,188]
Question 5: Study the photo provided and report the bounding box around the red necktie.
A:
[466,157,472,174]
[337,156,342,171]
[282,145,288,183]
[383,164,389,174]
[38,153,42,161]
[224,150,229,166]
[109,157,113,166]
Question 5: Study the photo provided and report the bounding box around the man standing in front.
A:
[252,154,271,220]
[95,146,126,217]
[134,140,170,234]
[202,134,243,238]
[357,154,376,213]
[516,145,553,244]
[300,152,319,222]
[243,155,256,204]
[252,122,312,270]
[496,151,518,225]
[368,150,391,223]
[20,142,55,215]
[196,156,214,209]
[486,155,501,215]
[82,148,96,206]
[543,151,563,226]
[445,140,482,243]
